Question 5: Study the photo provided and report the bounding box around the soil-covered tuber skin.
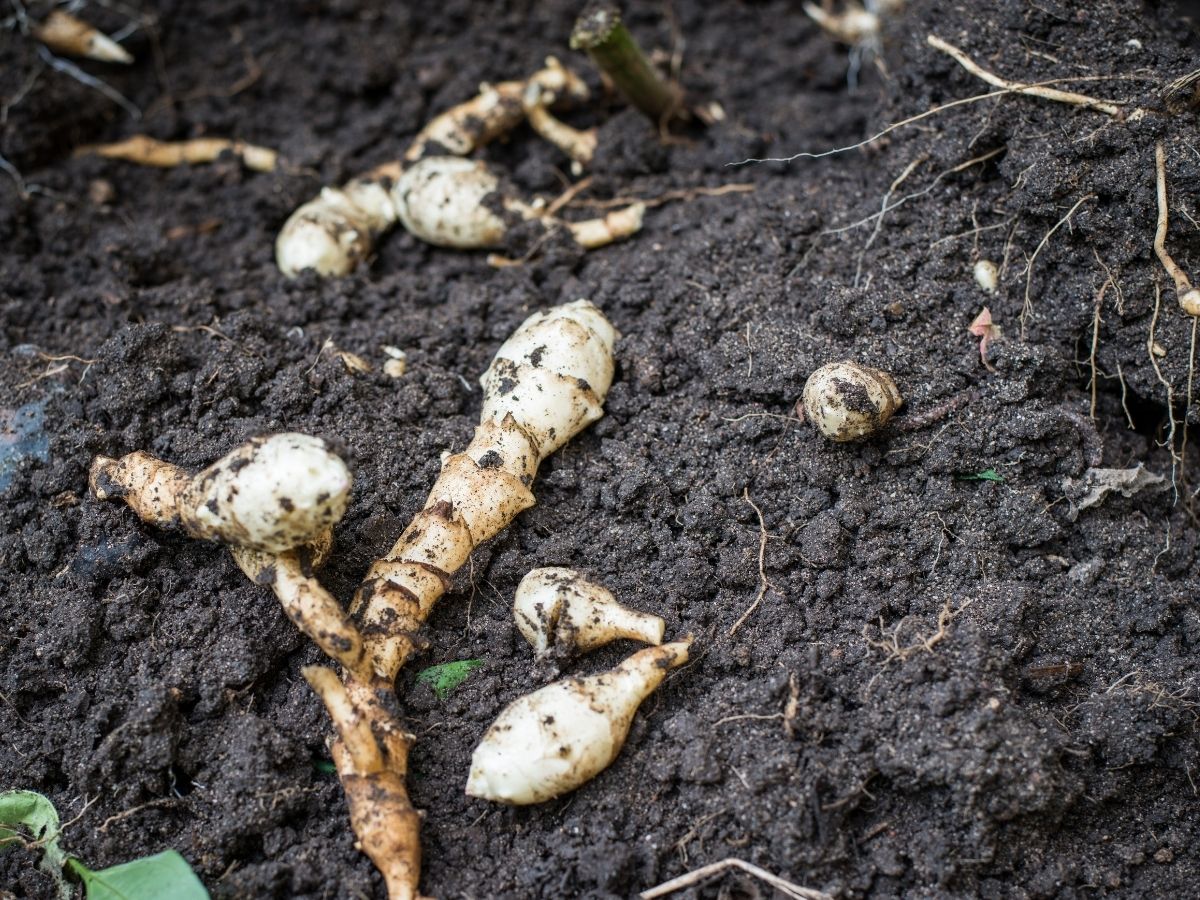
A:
[355,299,616,679]
[304,300,616,900]
[466,639,692,805]
[800,360,902,442]
[514,567,665,663]
[275,59,644,277]
[91,433,350,553]
[89,435,372,680]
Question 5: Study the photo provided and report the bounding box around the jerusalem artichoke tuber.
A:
[304,299,618,900]
[514,567,664,662]
[89,434,373,681]
[466,639,692,804]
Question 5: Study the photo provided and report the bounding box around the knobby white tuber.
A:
[466,639,692,804]
[34,10,133,64]
[300,299,617,900]
[76,135,279,173]
[800,360,902,441]
[89,434,373,681]
[276,59,643,277]
[514,567,664,662]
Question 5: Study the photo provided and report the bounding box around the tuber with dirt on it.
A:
[466,638,692,805]
[89,434,373,682]
[33,10,133,64]
[514,567,665,664]
[799,360,902,442]
[275,58,643,278]
[299,299,618,900]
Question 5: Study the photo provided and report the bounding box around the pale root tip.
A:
[1181,289,1200,317]
[276,223,353,278]
[88,456,118,499]
[91,34,134,65]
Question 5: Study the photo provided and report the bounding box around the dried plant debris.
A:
[1062,465,1166,520]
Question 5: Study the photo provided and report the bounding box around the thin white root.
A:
[514,567,665,661]
[466,639,691,804]
[76,136,278,172]
[927,35,1127,117]
[640,858,833,900]
[1153,142,1200,316]
[34,10,133,65]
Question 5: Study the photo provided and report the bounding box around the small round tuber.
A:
[513,568,665,662]
[973,259,999,294]
[466,638,691,804]
[801,360,902,442]
[393,158,508,249]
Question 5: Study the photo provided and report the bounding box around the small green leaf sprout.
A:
[0,790,209,899]
[416,659,485,699]
[958,468,1004,483]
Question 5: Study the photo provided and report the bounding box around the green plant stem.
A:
[571,1,682,123]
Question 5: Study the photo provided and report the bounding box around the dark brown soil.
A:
[4,1,1200,897]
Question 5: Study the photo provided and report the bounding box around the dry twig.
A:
[641,857,832,900]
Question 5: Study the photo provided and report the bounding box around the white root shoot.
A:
[514,567,665,662]
[355,299,616,678]
[76,136,279,172]
[803,2,880,46]
[88,435,371,680]
[523,82,598,166]
[34,10,133,64]
[466,639,692,805]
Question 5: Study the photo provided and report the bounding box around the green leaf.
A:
[416,659,484,699]
[958,468,1005,483]
[69,850,210,900]
[0,789,71,900]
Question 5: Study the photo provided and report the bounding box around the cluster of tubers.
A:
[90,300,690,899]
[276,57,646,278]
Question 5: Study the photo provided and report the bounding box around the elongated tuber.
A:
[34,10,133,64]
[76,136,279,173]
[514,567,664,662]
[356,299,616,678]
[89,434,373,681]
[800,360,902,441]
[302,300,617,900]
[466,638,691,804]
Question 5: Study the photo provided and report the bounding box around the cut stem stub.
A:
[571,1,683,124]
